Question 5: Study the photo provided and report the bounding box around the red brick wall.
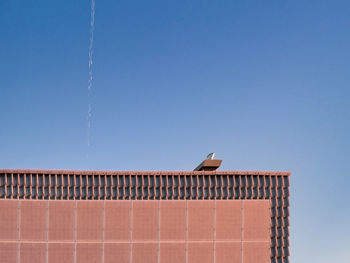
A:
[0,199,270,263]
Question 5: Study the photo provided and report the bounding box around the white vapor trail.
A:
[87,0,95,147]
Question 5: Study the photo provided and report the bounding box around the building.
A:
[0,159,290,263]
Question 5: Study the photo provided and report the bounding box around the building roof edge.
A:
[0,169,291,176]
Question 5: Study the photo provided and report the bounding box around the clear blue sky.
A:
[1,0,349,262]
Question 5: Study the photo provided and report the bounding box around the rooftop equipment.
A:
[194,152,222,171]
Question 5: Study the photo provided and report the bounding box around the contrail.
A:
[87,0,95,147]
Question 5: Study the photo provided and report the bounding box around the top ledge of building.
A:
[0,169,291,176]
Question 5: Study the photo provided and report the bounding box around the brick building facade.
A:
[0,168,290,263]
